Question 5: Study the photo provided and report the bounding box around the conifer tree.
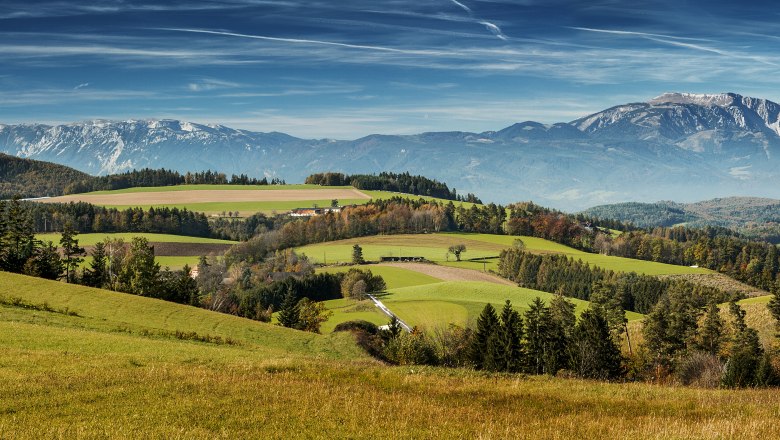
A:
[60,222,85,283]
[351,244,365,264]
[277,287,301,329]
[722,302,763,388]
[524,297,551,374]
[469,303,499,369]
[697,301,724,356]
[569,308,623,380]
[83,242,108,288]
[497,300,524,372]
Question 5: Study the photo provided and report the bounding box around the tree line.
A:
[0,153,91,199]
[64,168,285,194]
[305,171,482,203]
[595,227,780,293]
[497,247,734,315]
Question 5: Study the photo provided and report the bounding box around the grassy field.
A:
[37,232,237,245]
[42,183,478,216]
[316,265,642,332]
[296,233,710,276]
[380,281,645,330]
[5,272,780,438]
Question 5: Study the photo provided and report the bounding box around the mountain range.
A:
[2,92,779,210]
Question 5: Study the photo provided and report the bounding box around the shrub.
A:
[674,352,724,388]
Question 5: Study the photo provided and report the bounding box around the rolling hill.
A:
[0,153,90,199]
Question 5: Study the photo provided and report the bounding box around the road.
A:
[367,293,412,332]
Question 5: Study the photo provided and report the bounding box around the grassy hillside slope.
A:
[4,273,780,438]
[297,233,709,276]
[0,272,363,359]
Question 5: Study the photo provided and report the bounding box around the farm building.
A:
[289,207,342,217]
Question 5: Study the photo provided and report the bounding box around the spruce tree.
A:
[83,242,108,288]
[60,222,85,283]
[524,297,551,374]
[697,301,724,356]
[469,303,499,369]
[351,244,365,265]
[569,308,623,380]
[723,302,763,388]
[277,288,301,329]
[497,300,524,372]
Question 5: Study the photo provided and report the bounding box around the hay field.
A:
[41,187,370,206]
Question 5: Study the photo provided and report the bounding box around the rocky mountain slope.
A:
[2,92,779,210]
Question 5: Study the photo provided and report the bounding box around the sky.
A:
[2,0,780,138]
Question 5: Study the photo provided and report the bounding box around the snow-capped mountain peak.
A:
[649,92,738,107]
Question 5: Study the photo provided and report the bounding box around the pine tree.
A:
[469,303,499,369]
[83,242,108,288]
[569,308,623,380]
[497,300,524,372]
[351,244,365,265]
[524,297,551,374]
[755,352,780,387]
[60,222,85,283]
[119,237,160,296]
[697,301,724,356]
[723,302,763,388]
[277,288,301,329]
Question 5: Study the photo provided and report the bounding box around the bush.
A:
[333,320,380,334]
[383,331,438,366]
[674,352,724,388]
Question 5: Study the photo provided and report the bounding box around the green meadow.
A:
[5,271,780,438]
[297,232,710,276]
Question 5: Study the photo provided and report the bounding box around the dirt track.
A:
[40,188,371,205]
[379,262,515,286]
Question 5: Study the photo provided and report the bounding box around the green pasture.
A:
[37,232,236,245]
[0,271,364,359]
[297,233,710,276]
[316,265,442,290]
[379,281,644,330]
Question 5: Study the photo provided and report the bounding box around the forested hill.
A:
[0,153,90,199]
[305,171,482,203]
[583,197,780,243]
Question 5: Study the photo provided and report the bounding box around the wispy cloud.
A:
[74,82,90,90]
[187,78,242,92]
[158,28,452,56]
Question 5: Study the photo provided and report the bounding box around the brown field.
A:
[659,273,769,297]
[39,188,371,205]
[378,262,515,285]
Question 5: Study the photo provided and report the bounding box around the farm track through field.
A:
[378,262,515,286]
[39,188,371,205]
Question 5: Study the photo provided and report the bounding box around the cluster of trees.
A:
[24,201,211,237]
[0,153,91,199]
[194,249,385,330]
[469,299,623,379]
[596,227,780,293]
[640,289,779,388]
[498,247,733,314]
[305,171,481,203]
[224,198,555,264]
[0,198,63,279]
[64,168,285,194]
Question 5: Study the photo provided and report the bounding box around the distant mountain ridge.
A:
[2,92,780,210]
[582,196,780,243]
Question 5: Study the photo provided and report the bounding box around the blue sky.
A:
[2,0,780,138]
